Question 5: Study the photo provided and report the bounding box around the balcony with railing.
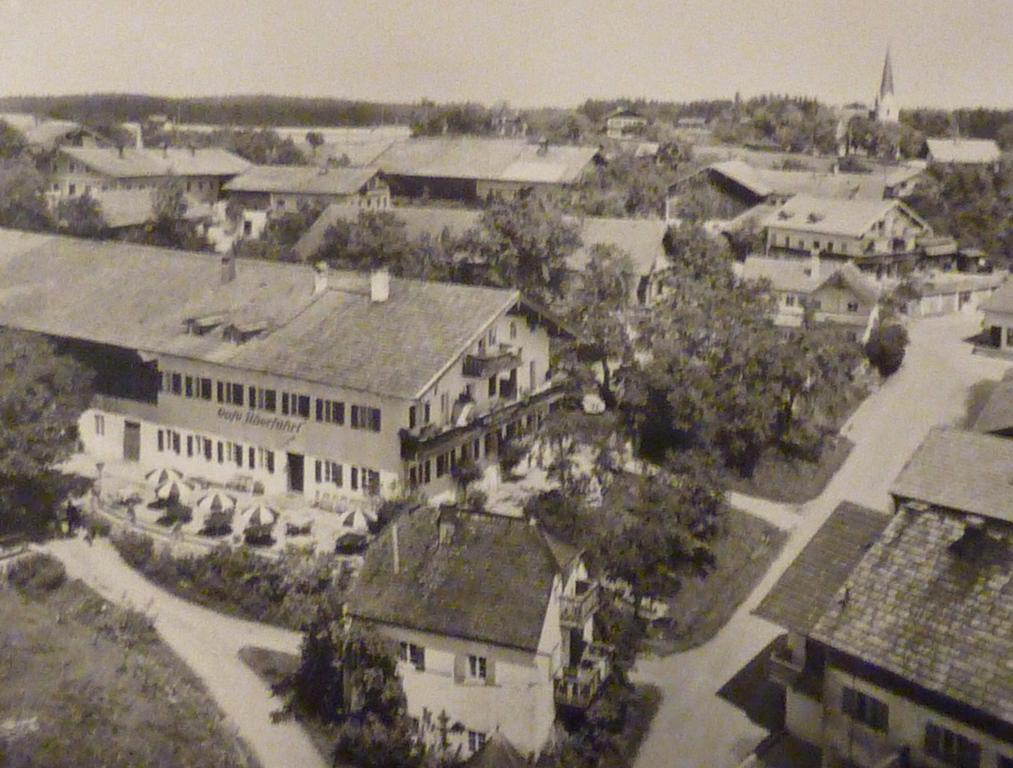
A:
[554,643,612,710]
[768,646,804,688]
[559,580,600,628]
[463,344,522,378]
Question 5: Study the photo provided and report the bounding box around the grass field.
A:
[646,507,787,655]
[721,436,853,505]
[0,562,258,768]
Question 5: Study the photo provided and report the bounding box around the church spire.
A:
[880,47,895,99]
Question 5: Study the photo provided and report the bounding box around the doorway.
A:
[287,452,304,493]
[123,421,140,462]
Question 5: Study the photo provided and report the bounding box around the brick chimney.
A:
[370,268,390,303]
[220,252,237,284]
[313,261,328,296]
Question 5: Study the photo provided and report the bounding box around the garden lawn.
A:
[645,507,787,655]
[721,435,853,505]
[0,574,258,768]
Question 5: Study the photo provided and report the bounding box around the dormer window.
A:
[185,313,228,336]
[223,321,268,344]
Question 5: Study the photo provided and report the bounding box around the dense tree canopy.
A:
[0,330,94,535]
[0,158,52,231]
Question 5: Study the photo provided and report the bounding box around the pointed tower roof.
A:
[880,48,895,98]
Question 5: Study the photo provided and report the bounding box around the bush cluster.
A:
[111,530,347,630]
[6,552,67,595]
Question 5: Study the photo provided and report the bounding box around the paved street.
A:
[631,314,1011,768]
[45,537,327,768]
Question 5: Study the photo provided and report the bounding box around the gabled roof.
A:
[606,107,645,120]
[222,164,379,196]
[679,160,889,202]
[466,731,528,768]
[59,146,250,179]
[346,508,573,651]
[739,257,879,304]
[295,204,670,278]
[763,194,927,238]
[972,374,1013,437]
[373,137,598,185]
[890,427,1013,523]
[816,262,879,305]
[754,502,889,635]
[0,229,526,400]
[926,138,1001,165]
[0,113,82,149]
[981,275,1013,314]
[812,506,1012,723]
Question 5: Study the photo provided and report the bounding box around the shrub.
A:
[498,438,526,478]
[112,529,155,568]
[865,322,909,376]
[83,514,111,538]
[7,552,66,594]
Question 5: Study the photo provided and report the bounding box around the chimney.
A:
[135,126,143,150]
[391,523,400,575]
[370,268,390,303]
[313,261,329,295]
[118,144,124,159]
[220,253,237,284]
[437,505,457,547]
[537,137,549,155]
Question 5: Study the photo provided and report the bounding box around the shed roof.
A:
[346,507,573,651]
[890,427,1013,523]
[59,146,250,179]
[223,164,379,196]
[754,502,889,635]
[812,506,1012,723]
[373,137,598,185]
[927,138,1001,165]
[0,229,524,400]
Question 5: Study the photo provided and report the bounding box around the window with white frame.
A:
[94,414,105,436]
[467,731,486,753]
[467,655,487,681]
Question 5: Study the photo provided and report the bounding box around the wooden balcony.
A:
[768,648,804,688]
[559,580,600,628]
[554,643,612,710]
[463,346,522,378]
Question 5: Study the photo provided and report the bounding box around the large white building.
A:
[0,229,568,505]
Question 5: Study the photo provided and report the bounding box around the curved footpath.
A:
[45,537,328,768]
[631,314,1011,768]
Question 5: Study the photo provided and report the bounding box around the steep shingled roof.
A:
[890,427,1013,524]
[0,229,524,400]
[346,508,572,651]
[754,502,889,635]
[223,164,380,196]
[59,146,250,179]
[812,506,1012,723]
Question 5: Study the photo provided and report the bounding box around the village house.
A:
[222,164,390,217]
[85,187,215,235]
[756,428,1013,768]
[294,204,672,305]
[979,277,1013,358]
[0,229,569,506]
[605,107,648,139]
[0,112,106,153]
[47,145,250,205]
[738,256,880,339]
[762,195,936,281]
[926,138,1002,169]
[345,504,611,759]
[371,136,602,203]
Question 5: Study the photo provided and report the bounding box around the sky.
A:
[0,0,1010,109]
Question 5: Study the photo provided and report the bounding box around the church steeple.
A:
[875,48,898,123]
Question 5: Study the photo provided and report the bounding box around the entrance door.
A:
[123,421,141,462]
[287,452,304,493]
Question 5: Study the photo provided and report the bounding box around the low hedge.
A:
[6,552,67,596]
[111,529,347,630]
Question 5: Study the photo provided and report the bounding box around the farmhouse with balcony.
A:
[755,429,1013,768]
[222,164,390,218]
[344,504,612,760]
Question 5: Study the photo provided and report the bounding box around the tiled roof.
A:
[346,508,568,651]
[60,146,250,179]
[982,275,1013,314]
[763,195,927,238]
[373,137,598,185]
[0,229,522,400]
[812,506,1012,722]
[754,502,889,634]
[927,138,1001,165]
[971,373,1013,437]
[295,204,669,277]
[890,427,1013,523]
[700,160,888,201]
[222,164,379,196]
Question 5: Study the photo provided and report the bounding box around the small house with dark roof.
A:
[754,431,1013,768]
[345,505,611,759]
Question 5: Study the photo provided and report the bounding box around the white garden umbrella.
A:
[195,491,238,515]
[154,478,193,504]
[145,467,184,486]
[240,503,279,529]
[338,507,374,533]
